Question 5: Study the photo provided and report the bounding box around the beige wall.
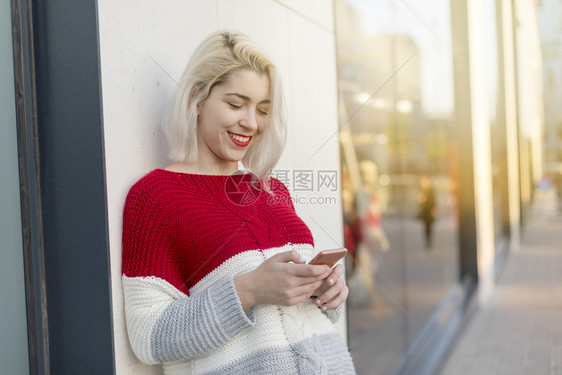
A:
[97,1,344,373]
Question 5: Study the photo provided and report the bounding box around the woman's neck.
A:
[164,161,239,176]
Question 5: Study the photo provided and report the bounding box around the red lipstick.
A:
[228,131,252,147]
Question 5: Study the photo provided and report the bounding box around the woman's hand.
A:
[234,250,331,311]
[311,263,349,311]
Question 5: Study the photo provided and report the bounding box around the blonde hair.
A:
[162,30,287,183]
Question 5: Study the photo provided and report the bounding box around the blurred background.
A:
[334,0,562,374]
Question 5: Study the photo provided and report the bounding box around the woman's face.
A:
[196,69,271,172]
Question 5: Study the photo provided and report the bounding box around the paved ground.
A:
[439,188,562,375]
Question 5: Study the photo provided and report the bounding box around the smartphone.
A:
[308,248,348,267]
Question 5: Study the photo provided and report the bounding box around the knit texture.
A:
[122,169,356,374]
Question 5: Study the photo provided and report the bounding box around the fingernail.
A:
[328,278,334,285]
[322,306,327,311]
[316,299,322,305]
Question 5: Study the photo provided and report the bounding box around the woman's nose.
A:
[239,109,258,131]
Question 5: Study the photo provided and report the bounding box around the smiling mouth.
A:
[228,131,253,147]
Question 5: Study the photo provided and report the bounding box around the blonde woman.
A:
[122,30,356,374]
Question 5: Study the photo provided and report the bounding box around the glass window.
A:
[335,1,460,373]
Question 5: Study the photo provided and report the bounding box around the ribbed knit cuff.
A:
[325,304,343,323]
[210,277,256,338]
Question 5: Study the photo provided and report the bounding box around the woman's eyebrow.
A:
[224,93,271,104]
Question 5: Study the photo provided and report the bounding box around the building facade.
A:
[538,0,562,168]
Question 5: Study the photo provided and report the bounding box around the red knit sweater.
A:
[121,169,356,374]
[122,169,315,295]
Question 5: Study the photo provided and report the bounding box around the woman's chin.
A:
[223,149,248,163]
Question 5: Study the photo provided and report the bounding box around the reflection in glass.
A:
[335,1,460,373]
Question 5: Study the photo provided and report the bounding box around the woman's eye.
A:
[257,108,270,116]
[228,103,242,109]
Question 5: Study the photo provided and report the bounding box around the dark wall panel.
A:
[32,0,114,373]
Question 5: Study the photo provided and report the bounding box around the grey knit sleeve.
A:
[151,277,254,362]
[123,276,255,364]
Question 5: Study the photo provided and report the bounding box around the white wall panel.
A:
[282,8,341,251]
[99,2,218,373]
[275,0,334,32]
[99,1,343,372]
